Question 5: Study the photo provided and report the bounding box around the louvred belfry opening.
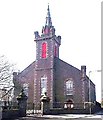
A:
[42,42,47,58]
[54,45,57,57]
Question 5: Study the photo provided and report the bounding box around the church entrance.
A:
[64,99,74,109]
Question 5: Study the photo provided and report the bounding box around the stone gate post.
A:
[17,89,28,117]
[40,92,50,115]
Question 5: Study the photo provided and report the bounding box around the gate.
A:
[27,102,41,114]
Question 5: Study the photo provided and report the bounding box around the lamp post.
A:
[88,71,92,114]
[88,70,102,114]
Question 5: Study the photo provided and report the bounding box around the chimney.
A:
[81,65,86,78]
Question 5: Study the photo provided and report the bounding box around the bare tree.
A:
[0,55,14,84]
[0,55,15,101]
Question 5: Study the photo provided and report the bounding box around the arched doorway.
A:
[64,99,74,109]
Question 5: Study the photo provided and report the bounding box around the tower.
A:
[34,5,61,104]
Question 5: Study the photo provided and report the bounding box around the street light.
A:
[88,70,102,114]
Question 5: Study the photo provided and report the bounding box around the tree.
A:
[0,55,14,84]
[0,55,15,101]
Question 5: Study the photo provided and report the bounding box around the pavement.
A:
[14,114,103,120]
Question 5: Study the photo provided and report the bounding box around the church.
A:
[13,5,96,109]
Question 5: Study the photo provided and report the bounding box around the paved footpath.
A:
[14,114,103,120]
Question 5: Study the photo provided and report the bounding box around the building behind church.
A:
[13,5,96,109]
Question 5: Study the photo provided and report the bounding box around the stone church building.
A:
[13,5,96,108]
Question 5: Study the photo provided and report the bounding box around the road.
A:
[14,114,103,120]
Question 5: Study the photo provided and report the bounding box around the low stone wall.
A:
[2,109,19,120]
[42,101,102,115]
[45,108,90,115]
[44,105,102,115]
[1,89,28,119]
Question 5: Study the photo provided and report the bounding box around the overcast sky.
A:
[0,0,101,102]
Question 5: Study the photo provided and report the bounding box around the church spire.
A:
[34,4,56,37]
[45,4,52,27]
[41,4,54,35]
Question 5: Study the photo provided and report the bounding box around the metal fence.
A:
[26,102,93,111]
[0,101,18,110]
[27,102,41,114]
[0,101,94,110]
[1,102,96,114]
[51,102,88,109]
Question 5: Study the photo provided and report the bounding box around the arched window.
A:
[41,76,47,95]
[42,42,47,58]
[54,45,57,57]
[23,83,29,97]
[65,79,73,95]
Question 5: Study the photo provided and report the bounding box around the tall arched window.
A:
[23,83,29,97]
[42,42,47,58]
[41,76,47,95]
[65,79,73,95]
[54,44,58,57]
[54,45,57,57]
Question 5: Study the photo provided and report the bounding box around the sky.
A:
[0,0,101,102]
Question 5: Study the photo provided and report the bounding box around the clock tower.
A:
[34,5,61,104]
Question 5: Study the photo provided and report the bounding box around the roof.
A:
[18,61,35,77]
[54,57,81,72]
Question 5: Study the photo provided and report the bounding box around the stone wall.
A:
[2,109,19,120]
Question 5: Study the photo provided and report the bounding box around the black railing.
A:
[27,102,41,114]
[1,101,18,110]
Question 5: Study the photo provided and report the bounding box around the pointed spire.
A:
[41,4,55,35]
[45,4,52,27]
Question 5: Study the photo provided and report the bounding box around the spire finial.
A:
[45,4,52,27]
[48,3,49,9]
[47,3,50,12]
[41,4,54,35]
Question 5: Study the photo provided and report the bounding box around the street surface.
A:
[14,114,103,120]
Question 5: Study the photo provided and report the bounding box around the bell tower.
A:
[34,5,61,60]
[34,5,61,104]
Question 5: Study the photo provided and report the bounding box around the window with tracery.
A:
[65,79,73,95]
[41,76,47,95]
[42,42,47,58]
[23,83,29,96]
